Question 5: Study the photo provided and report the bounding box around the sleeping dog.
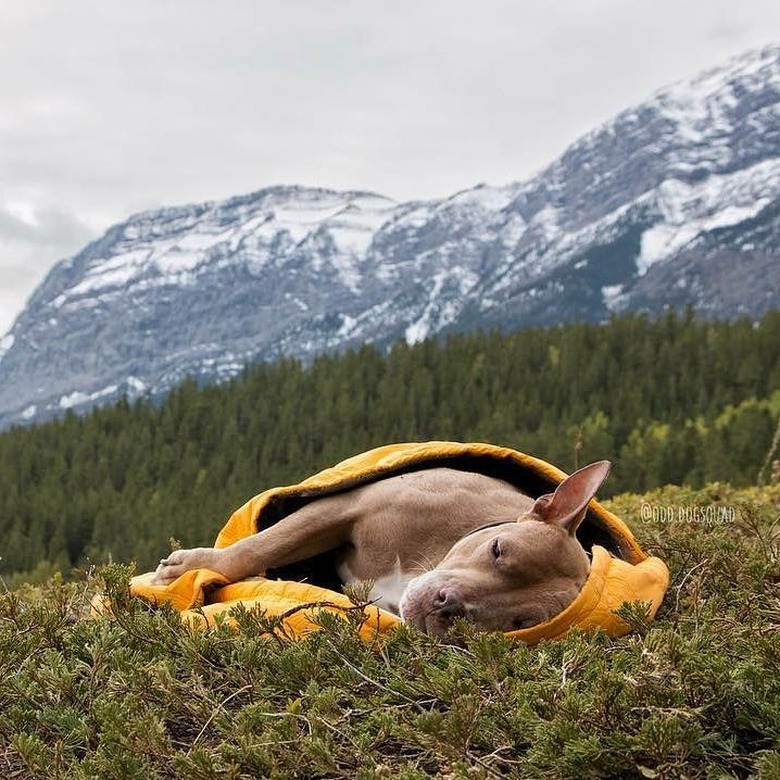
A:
[153,461,611,634]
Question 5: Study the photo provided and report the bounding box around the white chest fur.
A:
[337,558,413,615]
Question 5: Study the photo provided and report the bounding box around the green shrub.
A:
[1,484,778,778]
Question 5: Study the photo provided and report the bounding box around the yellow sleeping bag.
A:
[126,441,670,643]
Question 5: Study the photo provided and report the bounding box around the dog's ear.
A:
[525,461,611,535]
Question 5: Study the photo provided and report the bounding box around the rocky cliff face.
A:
[1,45,778,428]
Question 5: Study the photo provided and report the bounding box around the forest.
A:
[0,309,778,583]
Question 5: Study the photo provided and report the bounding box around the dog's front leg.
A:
[153,497,354,585]
[153,545,241,584]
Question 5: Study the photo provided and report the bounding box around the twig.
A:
[758,415,780,487]
[674,558,709,615]
[187,684,253,753]
[321,635,422,708]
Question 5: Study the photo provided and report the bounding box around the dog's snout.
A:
[432,588,463,617]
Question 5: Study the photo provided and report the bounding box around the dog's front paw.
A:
[153,547,219,585]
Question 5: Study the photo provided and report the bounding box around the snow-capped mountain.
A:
[1,45,778,428]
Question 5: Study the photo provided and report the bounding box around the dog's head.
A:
[399,461,611,635]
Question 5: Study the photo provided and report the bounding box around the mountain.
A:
[1,45,779,429]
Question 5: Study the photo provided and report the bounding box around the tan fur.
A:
[154,462,610,635]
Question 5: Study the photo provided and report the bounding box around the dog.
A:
[153,460,611,635]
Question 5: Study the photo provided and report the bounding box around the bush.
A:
[1,483,778,778]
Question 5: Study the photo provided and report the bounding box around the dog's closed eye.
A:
[490,538,502,559]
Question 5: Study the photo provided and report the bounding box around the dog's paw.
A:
[152,547,216,585]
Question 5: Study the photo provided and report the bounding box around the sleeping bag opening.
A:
[252,448,639,591]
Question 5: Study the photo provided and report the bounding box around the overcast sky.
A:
[1,0,778,336]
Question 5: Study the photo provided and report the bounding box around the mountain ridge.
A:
[1,44,778,429]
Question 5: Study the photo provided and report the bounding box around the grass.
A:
[1,483,779,779]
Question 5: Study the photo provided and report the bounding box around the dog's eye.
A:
[490,539,502,559]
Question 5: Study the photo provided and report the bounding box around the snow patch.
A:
[59,390,91,409]
[404,269,475,345]
[338,314,358,337]
[497,212,528,247]
[405,318,430,345]
[327,225,374,257]
[66,260,144,298]
[602,284,625,312]
[152,248,206,275]
[59,383,120,410]
[391,203,436,231]
[126,376,147,393]
[532,206,560,242]
[639,224,701,274]
[405,275,447,344]
[445,184,519,213]
[654,46,778,146]
[284,294,309,312]
[0,333,14,364]
[638,158,780,273]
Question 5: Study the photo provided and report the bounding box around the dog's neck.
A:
[461,519,518,537]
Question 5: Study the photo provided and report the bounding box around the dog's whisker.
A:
[409,553,435,574]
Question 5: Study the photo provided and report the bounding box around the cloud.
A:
[0,203,92,250]
[0,204,94,333]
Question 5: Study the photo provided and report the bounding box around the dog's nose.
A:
[432,588,463,618]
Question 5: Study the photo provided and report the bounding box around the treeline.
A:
[0,310,778,581]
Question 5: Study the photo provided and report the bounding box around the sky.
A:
[1,0,778,336]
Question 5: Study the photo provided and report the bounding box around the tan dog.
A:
[154,461,611,635]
